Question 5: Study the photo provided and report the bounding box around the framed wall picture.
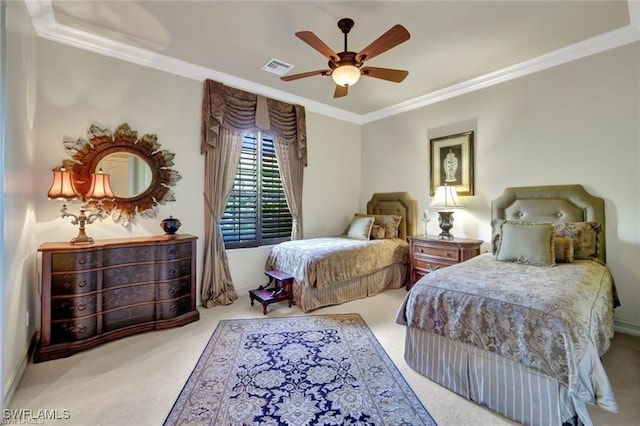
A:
[430,131,474,196]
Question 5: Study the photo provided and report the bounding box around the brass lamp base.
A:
[437,211,455,240]
[61,204,104,245]
[69,227,94,244]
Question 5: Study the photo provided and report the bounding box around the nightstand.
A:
[407,236,483,290]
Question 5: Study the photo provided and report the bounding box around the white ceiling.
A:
[26,1,640,124]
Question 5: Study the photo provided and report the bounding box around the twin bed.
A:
[264,185,618,425]
[396,185,618,426]
[265,191,417,312]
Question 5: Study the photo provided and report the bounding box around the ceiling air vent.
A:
[262,59,294,76]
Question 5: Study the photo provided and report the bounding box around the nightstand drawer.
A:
[413,244,459,261]
[414,257,455,272]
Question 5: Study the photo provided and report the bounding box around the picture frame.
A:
[430,131,474,196]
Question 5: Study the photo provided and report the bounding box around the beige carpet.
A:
[9,288,640,425]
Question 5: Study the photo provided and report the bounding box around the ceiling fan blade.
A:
[361,66,409,83]
[280,69,331,81]
[356,24,410,63]
[334,85,348,98]
[295,31,340,62]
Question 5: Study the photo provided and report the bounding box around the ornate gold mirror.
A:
[62,123,181,224]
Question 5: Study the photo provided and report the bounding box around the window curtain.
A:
[200,79,307,308]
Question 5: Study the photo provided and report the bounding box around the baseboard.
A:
[3,331,38,406]
[614,320,640,336]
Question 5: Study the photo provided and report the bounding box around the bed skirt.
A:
[403,326,595,426]
[293,263,407,312]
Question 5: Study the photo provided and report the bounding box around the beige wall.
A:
[3,0,38,405]
[362,42,640,331]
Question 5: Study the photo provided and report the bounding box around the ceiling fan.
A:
[281,18,410,98]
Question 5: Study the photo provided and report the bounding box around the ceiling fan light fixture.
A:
[331,65,361,87]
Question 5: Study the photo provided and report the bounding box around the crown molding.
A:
[26,0,639,126]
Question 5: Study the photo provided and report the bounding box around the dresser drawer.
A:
[157,259,192,280]
[50,317,97,343]
[52,252,99,272]
[103,263,156,287]
[157,243,192,260]
[159,278,192,300]
[103,283,156,311]
[51,294,97,320]
[104,246,155,266]
[51,271,98,294]
[103,303,156,332]
[158,295,192,320]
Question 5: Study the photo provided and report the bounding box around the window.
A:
[221,132,292,248]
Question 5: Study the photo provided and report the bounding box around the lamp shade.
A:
[428,185,463,209]
[47,167,79,200]
[331,65,361,87]
[85,169,115,200]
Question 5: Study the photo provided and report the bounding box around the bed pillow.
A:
[554,236,574,263]
[346,215,374,240]
[355,213,402,239]
[495,222,556,267]
[552,222,601,259]
[370,224,386,240]
[490,218,506,254]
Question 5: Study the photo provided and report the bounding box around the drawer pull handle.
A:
[79,281,88,288]
[169,268,177,276]
[77,303,86,312]
[445,252,451,257]
[169,287,178,296]
[77,326,87,334]
[419,248,424,253]
[169,249,177,255]
[427,265,440,272]
[78,258,87,265]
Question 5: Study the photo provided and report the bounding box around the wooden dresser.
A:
[36,234,199,362]
[407,236,483,290]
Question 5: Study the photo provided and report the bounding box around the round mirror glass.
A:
[96,152,152,198]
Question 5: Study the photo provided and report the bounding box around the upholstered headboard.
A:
[491,184,606,262]
[367,192,417,240]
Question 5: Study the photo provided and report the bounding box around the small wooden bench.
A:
[249,270,295,315]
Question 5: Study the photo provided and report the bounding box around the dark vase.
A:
[161,216,182,235]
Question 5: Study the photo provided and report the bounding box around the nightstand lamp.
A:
[428,185,463,239]
[47,167,115,244]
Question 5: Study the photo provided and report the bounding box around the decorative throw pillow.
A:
[356,213,402,239]
[554,236,574,263]
[495,222,556,267]
[552,222,601,259]
[370,224,386,239]
[346,216,374,240]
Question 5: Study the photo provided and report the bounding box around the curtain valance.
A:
[201,79,307,166]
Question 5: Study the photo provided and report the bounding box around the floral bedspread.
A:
[266,237,408,289]
[396,253,616,398]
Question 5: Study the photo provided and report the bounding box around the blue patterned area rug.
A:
[164,313,436,425]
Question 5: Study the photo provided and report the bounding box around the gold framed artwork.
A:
[430,131,474,196]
